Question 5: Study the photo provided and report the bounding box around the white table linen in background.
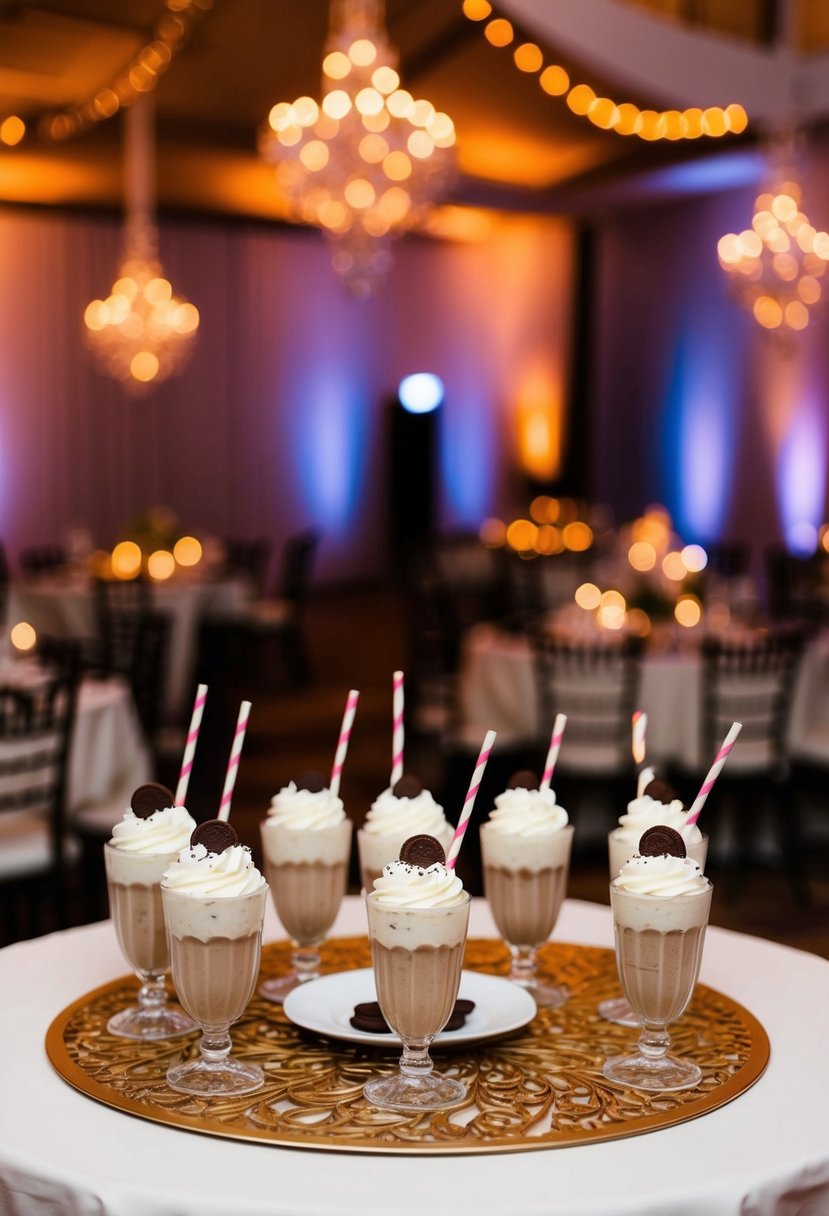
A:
[1,897,828,1216]
[459,623,829,769]
[8,575,252,721]
[68,677,152,814]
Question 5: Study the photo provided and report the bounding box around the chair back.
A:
[129,611,171,743]
[0,670,78,878]
[531,633,644,775]
[277,530,320,606]
[700,627,807,776]
[18,544,66,575]
[93,577,152,674]
[223,537,272,596]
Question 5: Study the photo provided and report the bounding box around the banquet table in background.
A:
[7,573,252,721]
[458,622,829,768]
[1,897,827,1216]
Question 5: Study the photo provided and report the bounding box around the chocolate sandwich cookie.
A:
[392,775,423,799]
[638,824,687,859]
[130,782,175,819]
[349,998,476,1034]
[642,778,677,804]
[190,819,239,854]
[295,770,327,793]
[399,833,446,868]
[507,770,540,791]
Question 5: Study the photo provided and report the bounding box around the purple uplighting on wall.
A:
[777,391,827,554]
[294,372,369,535]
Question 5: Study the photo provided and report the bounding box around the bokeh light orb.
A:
[398,372,444,414]
[10,621,36,651]
[111,541,142,579]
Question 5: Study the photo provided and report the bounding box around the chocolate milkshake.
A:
[603,826,713,1093]
[259,770,352,1001]
[363,835,471,1112]
[104,782,196,1040]
[608,767,708,879]
[357,775,453,892]
[162,818,268,1096]
[480,771,573,1007]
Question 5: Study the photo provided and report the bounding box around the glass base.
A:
[597,996,640,1028]
[107,1004,197,1041]
[363,1071,466,1113]
[258,973,309,1004]
[603,1052,702,1093]
[166,1056,265,1096]
[515,978,568,1009]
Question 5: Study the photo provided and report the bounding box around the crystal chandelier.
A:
[84,95,199,388]
[717,139,829,335]
[259,0,457,297]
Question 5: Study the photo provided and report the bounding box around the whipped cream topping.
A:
[267,781,345,829]
[109,805,196,854]
[484,786,569,836]
[615,795,702,846]
[364,786,449,838]
[162,842,266,897]
[613,853,709,897]
[371,860,466,907]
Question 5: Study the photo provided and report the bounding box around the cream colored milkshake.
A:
[480,779,573,1005]
[603,846,713,1093]
[259,773,352,1000]
[104,784,196,1040]
[363,851,470,1111]
[162,821,268,1096]
[358,777,453,891]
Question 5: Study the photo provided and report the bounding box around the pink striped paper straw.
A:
[391,670,404,786]
[685,721,742,827]
[632,710,647,767]
[540,713,567,791]
[175,683,207,806]
[330,689,360,798]
[218,700,251,822]
[446,730,496,870]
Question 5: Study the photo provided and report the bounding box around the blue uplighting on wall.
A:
[294,374,368,532]
[398,373,444,414]
[661,327,736,541]
[439,376,496,526]
[777,395,826,554]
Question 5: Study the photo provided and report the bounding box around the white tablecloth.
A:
[459,624,829,768]
[1,897,828,1216]
[7,575,251,721]
[68,677,152,814]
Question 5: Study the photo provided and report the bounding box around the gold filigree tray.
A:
[46,937,769,1155]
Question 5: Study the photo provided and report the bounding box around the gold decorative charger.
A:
[46,937,769,1155]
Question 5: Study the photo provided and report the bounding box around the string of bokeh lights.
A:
[461,0,748,142]
[0,0,213,149]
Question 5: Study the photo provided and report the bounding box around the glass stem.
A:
[508,944,538,988]
[199,1026,232,1064]
[399,1041,433,1078]
[136,973,167,1015]
[292,944,321,982]
[638,1021,670,1060]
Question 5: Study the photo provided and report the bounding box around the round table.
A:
[1,897,828,1216]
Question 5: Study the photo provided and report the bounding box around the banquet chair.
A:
[222,537,272,597]
[18,544,66,576]
[93,575,153,674]
[680,627,809,904]
[530,632,645,845]
[0,668,79,943]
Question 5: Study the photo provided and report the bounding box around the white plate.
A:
[283,969,536,1048]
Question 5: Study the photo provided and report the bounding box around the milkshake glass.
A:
[259,775,352,1002]
[357,778,453,891]
[104,785,196,1040]
[600,774,708,1026]
[480,782,573,1007]
[162,825,268,1096]
[603,852,712,1093]
[363,860,470,1112]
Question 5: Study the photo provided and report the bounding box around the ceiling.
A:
[0,0,805,225]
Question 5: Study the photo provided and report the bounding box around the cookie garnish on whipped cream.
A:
[131,782,175,819]
[392,775,423,799]
[295,770,327,793]
[190,819,239,855]
[639,825,687,859]
[506,770,540,791]
[399,833,446,868]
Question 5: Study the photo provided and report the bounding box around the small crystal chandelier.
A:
[717,136,829,334]
[84,95,199,388]
[259,0,457,297]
